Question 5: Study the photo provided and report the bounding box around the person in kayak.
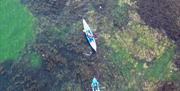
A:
[87,30,97,39]
[86,30,94,43]
[91,77,100,91]
[87,30,93,38]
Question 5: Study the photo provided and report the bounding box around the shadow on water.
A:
[136,0,180,41]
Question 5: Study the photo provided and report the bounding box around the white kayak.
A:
[82,19,97,52]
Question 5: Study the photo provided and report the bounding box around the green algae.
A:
[145,47,175,81]
[101,8,175,89]
[103,20,171,62]
[127,21,171,61]
[30,53,42,69]
[112,4,129,27]
[111,48,134,80]
[0,0,35,62]
[109,42,175,90]
[50,20,82,42]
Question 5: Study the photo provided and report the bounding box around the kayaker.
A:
[91,77,100,91]
[87,31,98,39]
[87,31,93,38]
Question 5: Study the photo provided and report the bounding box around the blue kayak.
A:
[91,77,100,91]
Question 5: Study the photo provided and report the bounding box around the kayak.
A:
[91,77,100,91]
[82,19,97,52]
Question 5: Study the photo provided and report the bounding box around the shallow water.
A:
[0,0,180,91]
